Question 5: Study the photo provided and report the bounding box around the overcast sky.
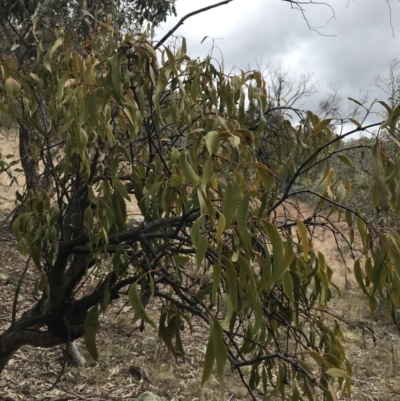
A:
[155,0,400,124]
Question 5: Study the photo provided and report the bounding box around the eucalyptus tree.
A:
[2,1,400,400]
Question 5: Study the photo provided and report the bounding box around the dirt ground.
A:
[1,130,400,400]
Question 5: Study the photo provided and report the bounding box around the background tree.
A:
[2,1,400,400]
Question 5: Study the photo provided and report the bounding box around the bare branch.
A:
[281,0,337,36]
[154,1,234,50]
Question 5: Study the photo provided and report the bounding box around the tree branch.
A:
[154,1,234,50]
[267,121,383,215]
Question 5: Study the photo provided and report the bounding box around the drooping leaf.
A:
[356,216,367,251]
[128,282,157,330]
[191,218,201,249]
[237,192,252,245]
[216,212,226,244]
[210,317,228,398]
[201,329,215,386]
[296,219,309,261]
[354,259,367,294]
[113,179,131,201]
[222,256,238,312]
[179,151,200,186]
[205,131,219,156]
[335,183,346,203]
[222,181,241,228]
[263,221,284,281]
[212,260,222,305]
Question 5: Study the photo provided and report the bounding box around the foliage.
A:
[2,0,177,27]
[333,136,393,226]
[0,0,177,77]
[2,4,400,401]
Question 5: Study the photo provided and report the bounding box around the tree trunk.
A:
[0,298,85,375]
[0,328,64,374]
[0,343,19,374]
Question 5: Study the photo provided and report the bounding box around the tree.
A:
[2,1,400,400]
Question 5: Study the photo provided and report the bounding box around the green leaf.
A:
[348,97,363,106]
[201,329,215,386]
[109,54,123,103]
[111,193,127,231]
[296,220,309,261]
[29,73,42,84]
[179,151,200,186]
[31,245,41,270]
[282,270,294,303]
[335,183,346,203]
[102,280,111,309]
[216,212,226,244]
[85,91,98,125]
[84,305,99,360]
[201,158,212,192]
[76,126,88,157]
[128,282,157,330]
[222,256,238,311]
[4,76,21,98]
[237,254,258,308]
[354,259,367,294]
[170,174,184,188]
[205,131,219,156]
[196,236,208,269]
[113,179,131,201]
[210,318,227,399]
[257,245,272,292]
[313,119,331,135]
[282,236,295,277]
[56,74,69,102]
[356,216,367,251]
[169,147,180,168]
[325,368,349,379]
[337,154,353,167]
[112,249,123,277]
[345,209,353,227]
[349,118,361,127]
[84,206,94,232]
[191,218,201,249]
[309,351,328,369]
[378,100,392,115]
[263,221,284,281]
[49,29,64,60]
[369,294,379,314]
[222,181,241,228]
[159,313,178,357]
[237,192,252,245]
[212,260,222,305]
